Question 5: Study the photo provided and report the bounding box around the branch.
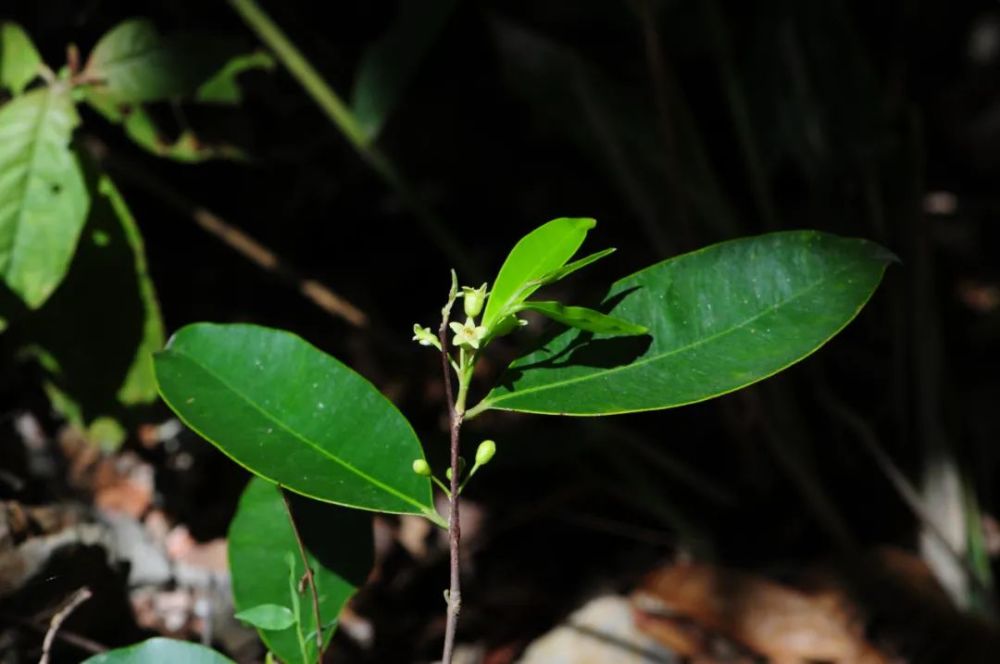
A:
[437,279,463,664]
[227,0,477,279]
[39,587,92,664]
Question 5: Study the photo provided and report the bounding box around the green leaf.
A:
[0,87,89,308]
[482,217,595,330]
[516,301,647,336]
[82,638,234,664]
[533,247,616,287]
[84,91,243,162]
[480,231,891,415]
[196,51,275,104]
[350,0,460,140]
[0,22,41,95]
[16,166,163,434]
[101,175,165,405]
[230,478,373,663]
[154,323,437,517]
[83,19,241,103]
[235,604,296,631]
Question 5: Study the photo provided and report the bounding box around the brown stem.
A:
[40,587,92,664]
[437,305,462,664]
[279,488,324,659]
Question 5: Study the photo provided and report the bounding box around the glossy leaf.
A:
[235,604,296,631]
[0,87,89,308]
[482,217,595,330]
[0,22,41,94]
[517,301,647,336]
[481,231,891,415]
[196,51,275,104]
[230,478,373,663]
[351,0,460,140]
[84,19,240,103]
[154,323,436,516]
[82,638,233,664]
[533,247,615,287]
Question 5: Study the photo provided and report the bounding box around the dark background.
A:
[3,0,1000,662]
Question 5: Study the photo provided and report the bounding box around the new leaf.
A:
[482,217,595,330]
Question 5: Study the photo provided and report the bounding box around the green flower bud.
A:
[412,324,440,349]
[445,457,466,481]
[462,283,488,319]
[475,440,496,466]
[412,459,432,476]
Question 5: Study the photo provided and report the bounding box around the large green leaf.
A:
[480,231,891,415]
[0,22,41,95]
[350,0,460,140]
[154,323,437,517]
[0,87,89,308]
[229,478,373,664]
[83,19,241,103]
[82,638,233,664]
[482,217,595,330]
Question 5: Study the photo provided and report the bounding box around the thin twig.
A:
[226,0,476,279]
[437,280,463,664]
[1,613,107,657]
[39,587,92,664]
[83,137,369,328]
[278,487,324,659]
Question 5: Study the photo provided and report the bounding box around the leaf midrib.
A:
[167,346,428,512]
[487,262,855,406]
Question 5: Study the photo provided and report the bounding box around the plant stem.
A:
[40,587,92,664]
[437,286,470,664]
[279,488,324,661]
[226,0,476,278]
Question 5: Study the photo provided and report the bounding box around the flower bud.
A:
[462,283,488,318]
[412,324,439,348]
[412,459,432,476]
[445,457,466,481]
[475,440,496,466]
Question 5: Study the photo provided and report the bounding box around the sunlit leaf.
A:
[155,323,437,517]
[533,247,616,287]
[13,167,163,448]
[482,217,595,330]
[0,87,89,308]
[481,231,891,415]
[0,22,41,95]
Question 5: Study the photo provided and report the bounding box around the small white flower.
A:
[412,324,440,349]
[449,317,487,349]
